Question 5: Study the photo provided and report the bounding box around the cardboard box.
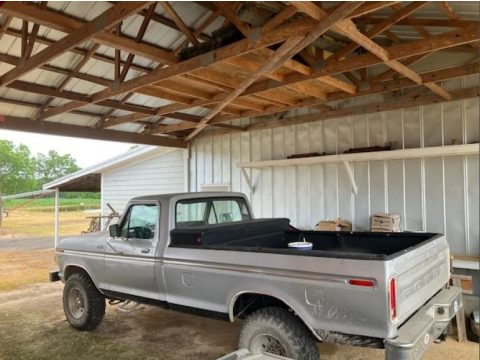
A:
[371,213,401,232]
[316,218,352,231]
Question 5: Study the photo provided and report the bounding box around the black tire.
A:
[63,272,105,331]
[238,307,319,360]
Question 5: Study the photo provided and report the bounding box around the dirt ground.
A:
[0,282,478,360]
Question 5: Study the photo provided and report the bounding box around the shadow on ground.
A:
[0,283,478,360]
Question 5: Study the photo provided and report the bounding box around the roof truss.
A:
[0,1,478,146]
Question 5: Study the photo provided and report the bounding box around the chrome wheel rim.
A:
[68,287,85,319]
[251,333,287,356]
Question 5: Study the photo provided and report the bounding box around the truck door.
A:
[104,202,161,300]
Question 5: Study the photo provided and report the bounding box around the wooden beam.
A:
[357,17,476,29]
[0,116,187,148]
[0,15,12,42]
[437,2,459,20]
[161,2,199,45]
[215,2,250,37]
[35,43,101,120]
[40,16,325,118]
[0,2,176,65]
[333,2,428,60]
[0,2,152,86]
[289,3,452,99]
[95,3,158,128]
[173,10,220,55]
[348,2,400,18]
[197,62,480,131]
[246,87,479,132]
[40,15,479,121]
[262,5,297,32]
[185,2,363,140]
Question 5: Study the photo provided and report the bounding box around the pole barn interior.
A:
[0,2,479,284]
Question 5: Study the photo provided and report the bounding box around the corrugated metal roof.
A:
[0,1,478,137]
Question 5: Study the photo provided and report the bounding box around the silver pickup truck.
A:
[51,192,462,360]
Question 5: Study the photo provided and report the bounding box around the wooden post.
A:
[54,188,59,247]
[452,277,467,342]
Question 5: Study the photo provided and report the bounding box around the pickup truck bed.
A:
[170,218,438,260]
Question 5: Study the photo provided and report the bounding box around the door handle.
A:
[141,248,151,254]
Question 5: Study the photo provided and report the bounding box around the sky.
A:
[0,129,134,168]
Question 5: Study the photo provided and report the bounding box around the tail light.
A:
[389,277,397,320]
[349,279,375,287]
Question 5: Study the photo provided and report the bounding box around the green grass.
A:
[4,197,100,212]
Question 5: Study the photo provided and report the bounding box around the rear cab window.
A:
[175,197,251,228]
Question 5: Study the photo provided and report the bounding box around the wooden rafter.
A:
[246,87,479,132]
[35,43,101,120]
[95,3,158,128]
[0,115,187,148]
[0,2,152,86]
[161,2,199,45]
[215,2,251,37]
[173,10,220,55]
[333,1,428,61]
[185,2,364,140]
[290,3,452,99]
[0,2,177,65]
[437,2,459,20]
[155,62,479,134]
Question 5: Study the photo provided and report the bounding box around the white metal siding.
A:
[101,149,185,219]
[190,75,479,257]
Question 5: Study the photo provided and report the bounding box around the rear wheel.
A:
[239,307,319,360]
[63,272,105,330]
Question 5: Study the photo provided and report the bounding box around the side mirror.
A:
[109,224,120,237]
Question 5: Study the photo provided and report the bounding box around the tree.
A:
[0,140,37,195]
[35,150,80,186]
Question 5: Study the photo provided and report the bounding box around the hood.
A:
[58,231,109,253]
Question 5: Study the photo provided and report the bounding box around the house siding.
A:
[101,149,185,221]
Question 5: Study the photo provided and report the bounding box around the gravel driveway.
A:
[0,236,59,250]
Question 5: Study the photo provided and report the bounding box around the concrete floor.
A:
[0,282,478,360]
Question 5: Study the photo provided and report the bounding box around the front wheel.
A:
[238,307,319,360]
[63,272,105,330]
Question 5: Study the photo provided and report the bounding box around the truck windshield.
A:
[175,197,251,228]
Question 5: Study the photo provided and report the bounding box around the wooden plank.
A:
[451,277,467,342]
[0,2,152,86]
[245,25,478,97]
[0,2,176,64]
[287,3,452,99]
[245,87,479,132]
[437,2,460,20]
[333,2,428,60]
[262,5,297,32]
[0,15,12,42]
[40,16,324,118]
[215,2,251,37]
[149,61,480,133]
[161,2,199,45]
[358,17,476,28]
[0,116,187,148]
[237,143,479,168]
[185,2,364,140]
[348,2,400,18]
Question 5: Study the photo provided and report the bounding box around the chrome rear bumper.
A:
[385,286,462,360]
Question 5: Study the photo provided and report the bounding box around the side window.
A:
[120,204,158,240]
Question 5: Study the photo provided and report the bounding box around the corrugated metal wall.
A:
[101,149,186,219]
[189,75,479,256]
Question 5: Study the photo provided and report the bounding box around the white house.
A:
[44,146,188,230]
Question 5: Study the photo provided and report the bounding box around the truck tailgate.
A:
[390,235,450,326]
